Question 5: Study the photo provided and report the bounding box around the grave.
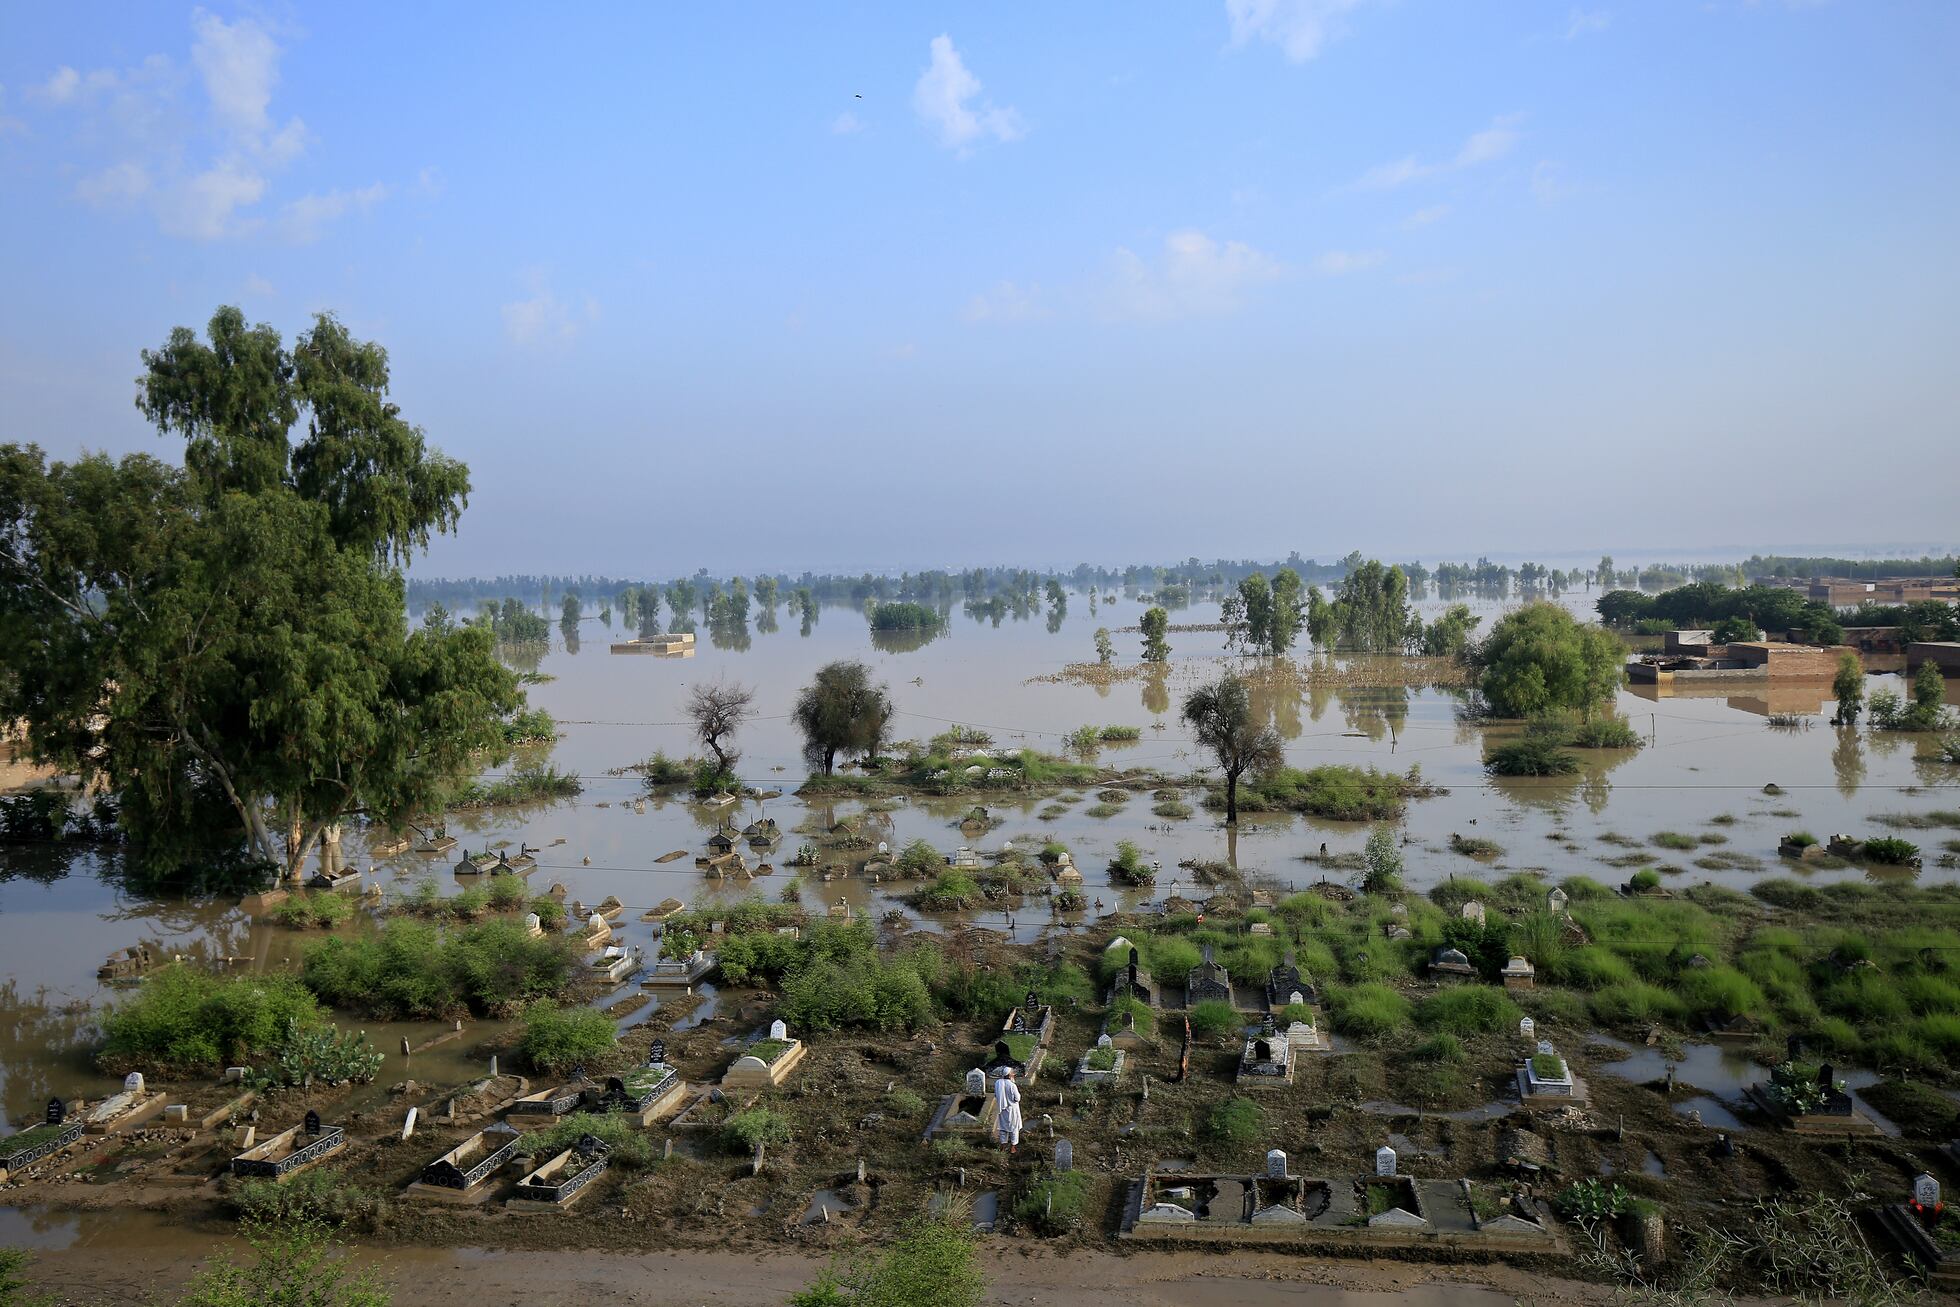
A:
[1460,900,1486,927]
[1105,942,1157,1006]
[744,818,782,848]
[1235,1018,1331,1087]
[923,1066,1001,1142]
[1186,946,1232,1005]
[0,1100,85,1183]
[507,1078,592,1129]
[640,896,687,924]
[1073,1035,1127,1087]
[641,946,717,987]
[1746,1059,1881,1135]
[580,911,613,949]
[722,1020,807,1089]
[593,1061,687,1126]
[1429,947,1476,981]
[1102,1005,1153,1051]
[999,997,1056,1051]
[230,1112,345,1180]
[1515,1042,1589,1108]
[82,1072,168,1135]
[414,830,458,855]
[498,845,538,873]
[454,850,500,876]
[406,1124,522,1204]
[1873,1172,1960,1288]
[96,944,157,985]
[1547,886,1569,915]
[522,911,544,938]
[589,943,642,984]
[1264,952,1316,1013]
[506,1135,610,1211]
[1500,956,1536,991]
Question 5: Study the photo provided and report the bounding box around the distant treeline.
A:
[1740,554,1960,580]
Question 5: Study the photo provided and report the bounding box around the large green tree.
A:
[1182,672,1284,824]
[1306,559,1419,653]
[1472,603,1626,719]
[0,307,522,883]
[1140,606,1171,662]
[792,660,895,774]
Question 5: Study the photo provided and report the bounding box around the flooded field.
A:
[3,591,1957,1134]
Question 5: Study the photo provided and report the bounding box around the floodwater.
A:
[3,589,1957,1132]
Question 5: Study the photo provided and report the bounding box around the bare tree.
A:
[1182,672,1283,824]
[685,680,756,779]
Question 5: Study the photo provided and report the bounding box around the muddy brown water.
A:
[3,593,1957,1136]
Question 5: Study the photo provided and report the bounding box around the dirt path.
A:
[23,1241,1609,1307]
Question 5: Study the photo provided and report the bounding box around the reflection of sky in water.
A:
[3,590,1956,1120]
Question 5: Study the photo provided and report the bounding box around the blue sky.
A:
[2,2,1956,576]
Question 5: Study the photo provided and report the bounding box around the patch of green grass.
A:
[1202,1097,1263,1148]
[1651,831,1699,851]
[1014,1169,1090,1235]
[1235,765,1416,820]
[517,1000,616,1073]
[1326,983,1413,1039]
[1152,800,1194,820]
[1417,985,1521,1035]
[722,1106,790,1154]
[1186,999,1241,1039]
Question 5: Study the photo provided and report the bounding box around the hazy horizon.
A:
[4,3,1956,576]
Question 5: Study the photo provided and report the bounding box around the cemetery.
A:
[228,1112,345,1180]
[506,1134,611,1211]
[721,1020,807,1089]
[406,1124,524,1203]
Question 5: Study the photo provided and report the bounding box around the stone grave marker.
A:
[965,1067,987,1096]
[523,911,541,934]
[1548,887,1569,914]
[236,1124,255,1149]
[1376,1144,1397,1177]
[1267,1148,1288,1179]
[1537,1039,1555,1056]
[1520,1017,1535,1040]
[1096,1033,1113,1050]
[1026,990,1040,1012]
[651,1040,667,1067]
[1461,900,1486,926]
[46,1097,64,1126]
[490,1055,499,1078]
[1055,1138,1073,1172]
[402,1107,417,1140]
[124,1072,145,1095]
[1915,1173,1941,1209]
[305,1109,321,1136]
[770,1019,788,1041]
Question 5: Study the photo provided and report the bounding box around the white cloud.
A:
[29,12,384,242]
[962,280,1049,323]
[913,35,1022,151]
[277,182,387,243]
[154,161,265,239]
[830,111,864,135]
[1225,0,1375,63]
[74,160,151,204]
[1101,229,1286,322]
[1353,115,1524,189]
[1402,204,1450,229]
[1312,249,1384,275]
[502,274,598,347]
[1563,8,1612,38]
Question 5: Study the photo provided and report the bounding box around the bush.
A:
[1569,715,1642,749]
[485,873,528,910]
[1237,765,1412,820]
[896,839,942,876]
[301,918,579,1019]
[271,892,354,930]
[1590,982,1686,1026]
[1484,735,1581,777]
[1862,836,1920,866]
[230,1167,385,1230]
[886,1087,927,1117]
[100,967,322,1072]
[1326,983,1413,1039]
[640,750,696,786]
[917,871,983,910]
[1551,946,1637,990]
[1629,869,1662,892]
[1107,841,1155,885]
[1186,999,1240,1039]
[1414,1032,1467,1064]
[723,1106,790,1154]
[530,896,568,929]
[1416,986,1520,1036]
[1676,966,1766,1024]
[531,1111,656,1168]
[1650,831,1698,851]
[516,1001,616,1073]
[1014,1170,1090,1235]
[1202,1097,1263,1148]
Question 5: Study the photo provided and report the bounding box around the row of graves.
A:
[1122,1143,1560,1252]
[924,994,1058,1141]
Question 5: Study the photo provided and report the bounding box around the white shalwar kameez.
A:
[993,1073,1023,1148]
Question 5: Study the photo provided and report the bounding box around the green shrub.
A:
[1550,945,1634,990]
[486,874,528,910]
[1629,869,1662,892]
[897,840,942,876]
[272,892,354,930]
[1484,736,1581,776]
[1014,1170,1090,1235]
[1590,982,1686,1026]
[1752,879,1823,911]
[302,918,578,1019]
[1186,999,1241,1039]
[1202,1097,1263,1148]
[1107,994,1156,1037]
[1676,966,1766,1024]
[1237,765,1412,820]
[1414,1032,1467,1064]
[1863,836,1921,866]
[1107,841,1155,885]
[723,1106,790,1154]
[885,1087,926,1117]
[1416,985,1520,1036]
[531,1111,656,1167]
[1326,983,1413,1039]
[1569,716,1642,749]
[1152,800,1194,820]
[530,896,568,929]
[517,1001,616,1073]
[100,967,323,1072]
[230,1167,385,1230]
[1651,831,1698,851]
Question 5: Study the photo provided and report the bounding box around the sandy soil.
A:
[23,1242,1612,1307]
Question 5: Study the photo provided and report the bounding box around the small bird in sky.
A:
[854,93,862,99]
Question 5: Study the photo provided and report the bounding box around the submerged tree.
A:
[0,308,523,884]
[685,680,756,778]
[1306,560,1419,653]
[792,660,895,775]
[1471,603,1625,720]
[1182,672,1283,824]
[1833,652,1865,725]
[1140,607,1171,663]
[1094,627,1115,666]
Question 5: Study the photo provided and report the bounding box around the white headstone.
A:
[1461,900,1486,925]
[1376,1145,1397,1177]
[769,1019,788,1042]
[1520,1017,1536,1040]
[523,912,541,933]
[1266,1148,1288,1179]
[965,1067,987,1096]
[1537,1039,1556,1056]
[878,841,888,855]
[1096,1033,1113,1050]
[1055,1139,1073,1172]
[402,1106,418,1140]
[490,1055,499,1078]
[587,911,605,931]
[123,1072,145,1095]
[1915,1173,1941,1208]
[223,1066,248,1083]
[1548,887,1569,913]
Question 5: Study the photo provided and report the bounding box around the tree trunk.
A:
[822,747,836,776]
[1225,769,1239,825]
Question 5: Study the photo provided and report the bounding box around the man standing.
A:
[993,1065,1023,1155]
